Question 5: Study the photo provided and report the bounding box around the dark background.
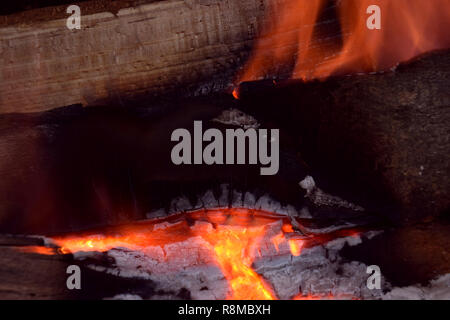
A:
[1,1,90,15]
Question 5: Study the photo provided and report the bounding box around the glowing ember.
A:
[288,239,304,256]
[232,88,240,100]
[202,226,276,300]
[25,208,365,300]
[236,0,450,83]
[17,246,56,255]
[271,232,285,252]
[282,224,294,233]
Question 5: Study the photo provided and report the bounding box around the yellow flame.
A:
[203,227,277,300]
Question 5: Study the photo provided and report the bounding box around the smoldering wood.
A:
[1,53,447,234]
[0,206,447,299]
[0,0,267,114]
[0,0,344,114]
[0,0,448,301]
[0,234,161,299]
[0,216,383,300]
[0,95,315,235]
[237,49,450,223]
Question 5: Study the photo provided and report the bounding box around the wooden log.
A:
[237,50,450,223]
[0,96,314,234]
[0,235,160,299]
[0,0,267,114]
[0,235,71,299]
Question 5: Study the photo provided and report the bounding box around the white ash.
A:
[299,176,316,192]
[254,194,282,213]
[299,176,365,211]
[169,196,192,213]
[69,219,386,300]
[243,192,257,209]
[145,185,366,236]
[324,235,363,250]
[146,208,166,219]
[365,230,384,240]
[302,223,359,235]
[39,185,449,301]
[218,184,230,207]
[84,233,230,300]
[252,223,384,299]
[153,220,185,231]
[104,294,143,300]
[231,190,243,207]
[298,207,313,219]
[195,190,219,209]
[382,274,450,300]
[275,204,299,221]
[148,183,366,222]
[147,186,304,219]
[145,294,182,300]
[212,108,260,129]
[254,247,385,300]
[282,205,298,217]
[273,204,309,234]
[53,217,450,300]
[53,187,389,300]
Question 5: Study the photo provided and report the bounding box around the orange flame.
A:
[288,239,304,256]
[237,0,450,83]
[271,232,285,252]
[24,209,366,300]
[17,245,56,255]
[203,226,277,300]
[232,88,240,100]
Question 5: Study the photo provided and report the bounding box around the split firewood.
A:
[236,49,450,223]
[0,0,268,114]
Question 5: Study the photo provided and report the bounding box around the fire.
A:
[24,208,366,300]
[282,224,294,233]
[237,0,450,83]
[202,226,276,300]
[271,232,285,252]
[17,245,56,255]
[288,239,304,256]
[56,236,132,254]
[232,88,240,100]
[51,219,195,254]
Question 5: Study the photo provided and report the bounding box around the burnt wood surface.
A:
[0,0,344,114]
[0,0,267,114]
[0,51,447,234]
[0,220,448,299]
[0,95,314,235]
[0,235,160,299]
[237,50,450,223]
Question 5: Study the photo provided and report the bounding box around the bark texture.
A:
[0,0,266,113]
[238,50,450,223]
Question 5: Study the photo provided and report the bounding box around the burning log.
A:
[1,206,448,300]
[230,0,450,223]
[0,98,330,234]
[14,208,385,300]
[0,0,266,114]
[0,233,166,299]
[235,49,450,223]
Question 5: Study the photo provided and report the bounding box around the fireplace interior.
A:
[0,0,449,300]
